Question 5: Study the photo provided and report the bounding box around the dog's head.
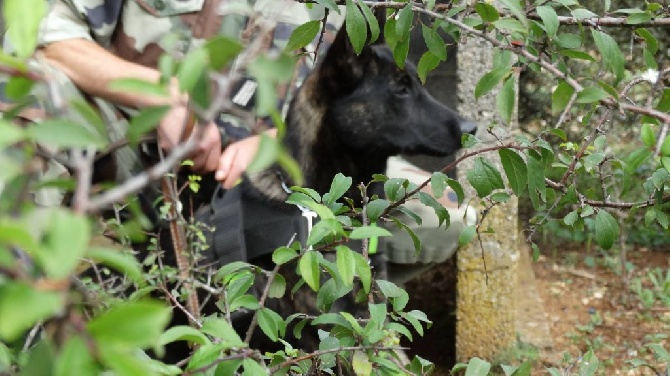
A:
[315,10,476,157]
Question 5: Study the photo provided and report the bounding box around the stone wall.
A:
[455,36,520,361]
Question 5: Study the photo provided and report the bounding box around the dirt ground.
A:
[403,241,670,375]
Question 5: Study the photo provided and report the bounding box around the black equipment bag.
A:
[196,185,310,267]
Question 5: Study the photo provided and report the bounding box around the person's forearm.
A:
[40,38,176,108]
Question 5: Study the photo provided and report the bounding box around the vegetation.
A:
[0,0,669,375]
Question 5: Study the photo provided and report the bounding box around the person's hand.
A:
[215,135,263,189]
[157,103,222,173]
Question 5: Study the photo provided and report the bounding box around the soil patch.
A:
[402,243,670,375]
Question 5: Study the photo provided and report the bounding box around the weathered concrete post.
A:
[455,38,520,360]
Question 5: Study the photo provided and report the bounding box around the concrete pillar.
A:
[455,37,520,361]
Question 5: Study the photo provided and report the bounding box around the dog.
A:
[154,11,476,365]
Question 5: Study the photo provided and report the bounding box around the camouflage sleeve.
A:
[38,0,124,47]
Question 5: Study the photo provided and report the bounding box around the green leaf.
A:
[336,246,356,287]
[578,349,599,376]
[466,157,505,197]
[285,20,321,52]
[200,317,244,345]
[54,336,98,376]
[559,50,596,61]
[87,247,143,283]
[109,78,169,98]
[366,199,389,222]
[376,280,407,301]
[464,357,492,376]
[662,157,670,174]
[644,48,658,70]
[430,172,447,199]
[396,3,414,39]
[242,358,267,376]
[204,35,243,70]
[349,225,392,239]
[287,192,334,220]
[421,25,446,61]
[527,150,548,209]
[214,261,252,282]
[3,75,34,100]
[555,33,582,49]
[0,342,11,372]
[299,250,321,291]
[127,106,169,144]
[635,28,658,54]
[627,13,652,24]
[314,0,340,13]
[0,119,26,148]
[498,0,527,27]
[29,119,107,149]
[257,308,285,342]
[417,51,440,84]
[229,294,260,312]
[564,210,579,226]
[393,35,410,69]
[572,8,597,19]
[339,312,364,334]
[352,351,373,376]
[4,0,46,58]
[583,152,605,172]
[0,282,64,342]
[536,5,559,37]
[358,1,380,44]
[499,148,527,196]
[269,273,287,299]
[575,87,610,104]
[272,246,299,265]
[34,209,90,279]
[178,48,209,93]
[306,220,335,247]
[447,178,465,206]
[458,225,477,247]
[158,325,211,347]
[594,210,619,250]
[475,2,499,22]
[497,76,516,124]
[492,18,527,34]
[246,133,280,174]
[186,343,231,371]
[390,216,422,255]
[311,312,353,328]
[345,0,367,55]
[353,252,372,294]
[324,173,352,206]
[660,135,670,156]
[475,66,510,99]
[87,301,172,350]
[591,29,625,83]
[418,191,450,227]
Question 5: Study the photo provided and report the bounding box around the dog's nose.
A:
[460,120,478,135]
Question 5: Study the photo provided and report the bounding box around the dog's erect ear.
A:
[317,3,389,97]
[317,21,372,97]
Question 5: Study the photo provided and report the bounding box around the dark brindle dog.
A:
[160,13,476,362]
